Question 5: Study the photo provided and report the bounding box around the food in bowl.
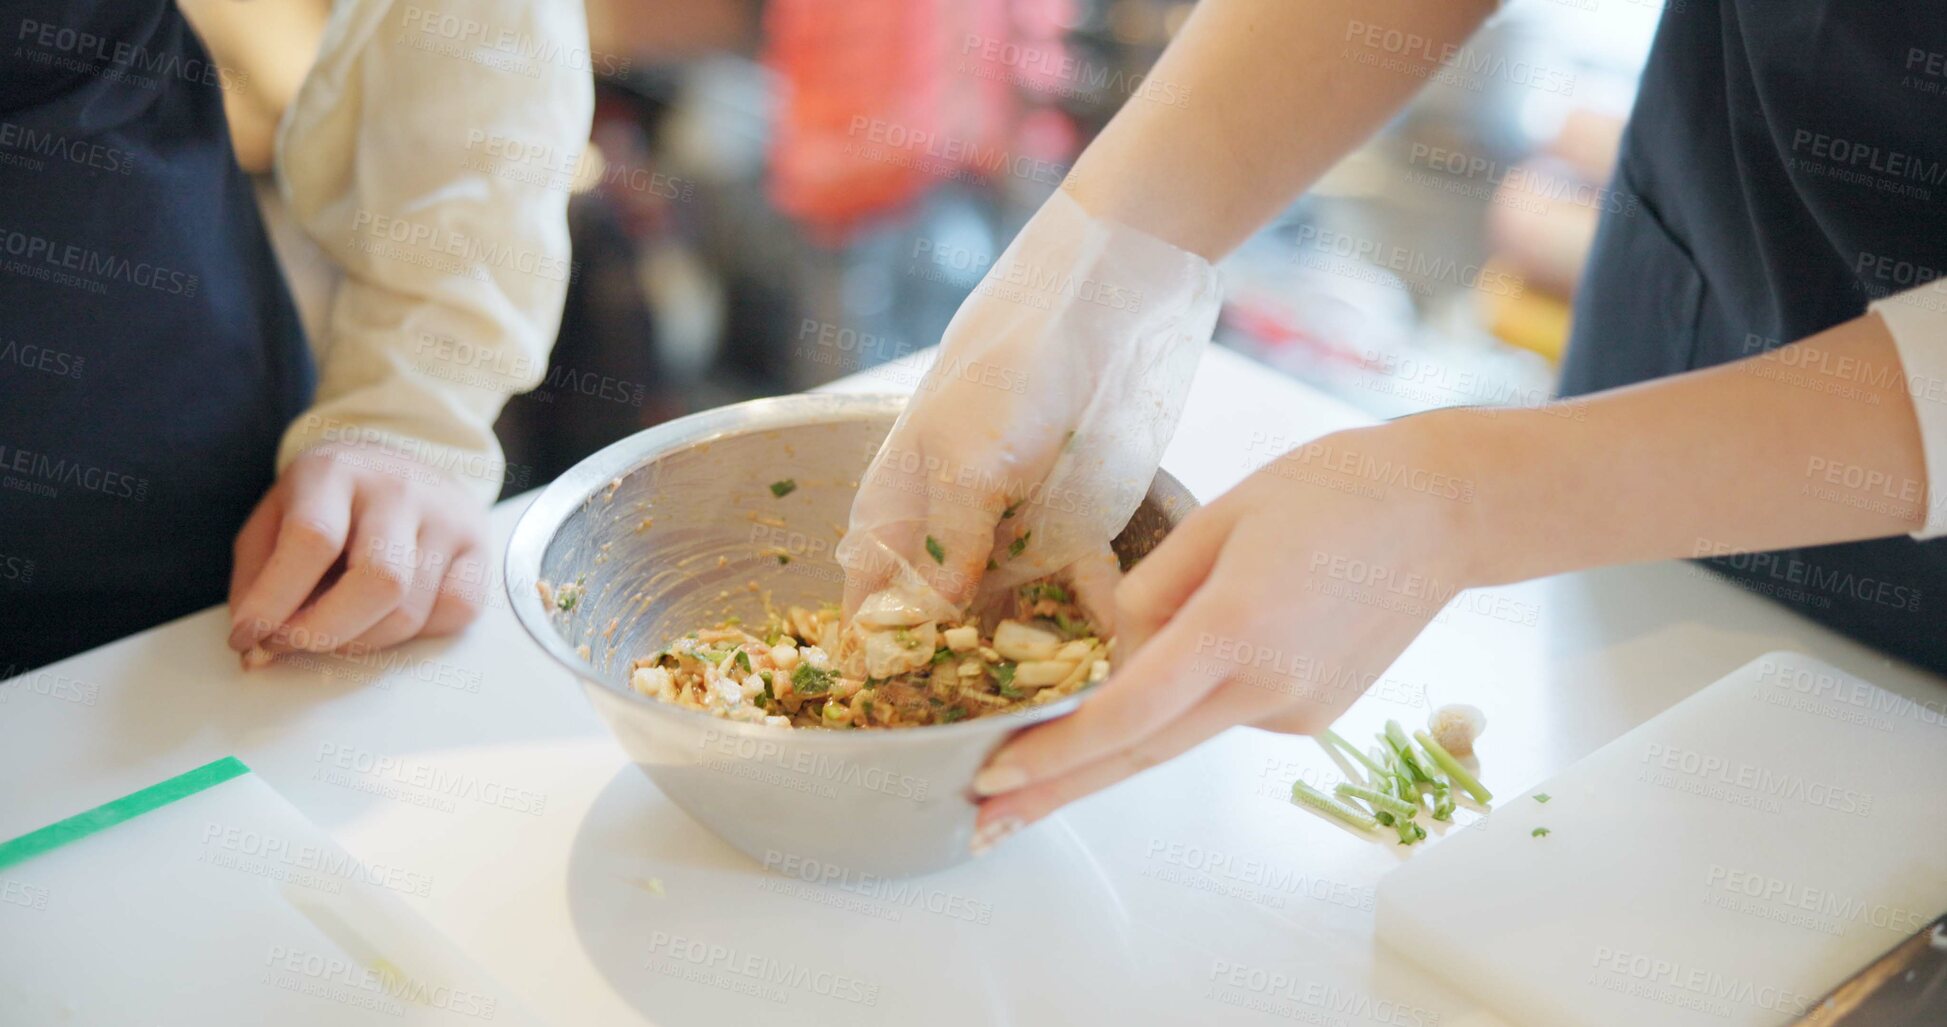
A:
[628,580,1111,728]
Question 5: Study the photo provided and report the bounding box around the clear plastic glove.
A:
[836,189,1222,627]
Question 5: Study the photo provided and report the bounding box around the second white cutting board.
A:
[1376,651,1947,1027]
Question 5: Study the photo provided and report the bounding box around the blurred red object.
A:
[764,0,941,241]
[764,0,1074,242]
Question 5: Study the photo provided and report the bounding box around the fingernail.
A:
[241,646,273,671]
[227,619,255,652]
[972,765,1028,797]
[969,816,1024,857]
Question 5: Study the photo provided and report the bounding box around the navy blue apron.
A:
[1561,2,1947,672]
[0,1,313,674]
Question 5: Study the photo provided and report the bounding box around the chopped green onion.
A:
[791,663,834,695]
[1336,783,1418,820]
[925,535,945,564]
[1008,532,1031,558]
[1533,793,1551,804]
[993,662,1022,699]
[1394,819,1427,846]
[769,479,797,498]
[1321,729,1390,780]
[1426,776,1455,821]
[734,650,752,672]
[1001,499,1024,519]
[1026,582,1071,603]
[776,554,791,565]
[939,707,968,723]
[1532,827,1550,838]
[1385,721,1433,783]
[1291,781,1380,833]
[1415,729,1492,803]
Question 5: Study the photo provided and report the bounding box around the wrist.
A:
[1358,407,1518,589]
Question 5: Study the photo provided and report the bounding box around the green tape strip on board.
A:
[0,756,249,870]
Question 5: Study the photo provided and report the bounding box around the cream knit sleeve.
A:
[272,0,595,503]
[1870,278,1947,539]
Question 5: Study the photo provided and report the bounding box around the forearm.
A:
[275,0,593,503]
[1428,313,1929,585]
[1062,0,1496,259]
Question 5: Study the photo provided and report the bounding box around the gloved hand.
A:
[836,188,1222,630]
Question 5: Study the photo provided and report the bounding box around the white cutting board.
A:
[1376,651,1947,1027]
[0,763,546,1026]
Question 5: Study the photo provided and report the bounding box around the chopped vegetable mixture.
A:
[629,581,1110,728]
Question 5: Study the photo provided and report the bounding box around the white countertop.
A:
[4,345,1941,1026]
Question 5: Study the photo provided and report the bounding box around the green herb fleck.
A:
[734,650,752,672]
[1532,827,1551,838]
[776,554,791,565]
[791,663,835,695]
[1001,499,1024,519]
[696,650,729,665]
[985,558,999,571]
[993,662,1023,699]
[1008,531,1031,559]
[1026,582,1071,603]
[925,535,946,564]
[769,479,797,498]
[931,647,953,665]
[939,707,969,724]
[1533,793,1551,804]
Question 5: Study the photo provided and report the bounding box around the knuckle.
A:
[284,516,344,557]
[357,557,413,600]
[371,607,424,643]
[428,594,484,636]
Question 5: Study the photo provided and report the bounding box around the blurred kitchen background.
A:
[189,0,1665,497]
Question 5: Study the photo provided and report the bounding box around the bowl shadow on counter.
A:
[562,762,1141,1026]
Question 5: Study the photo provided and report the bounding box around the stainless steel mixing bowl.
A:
[506,393,1195,876]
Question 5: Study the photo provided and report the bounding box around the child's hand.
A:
[226,443,489,664]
